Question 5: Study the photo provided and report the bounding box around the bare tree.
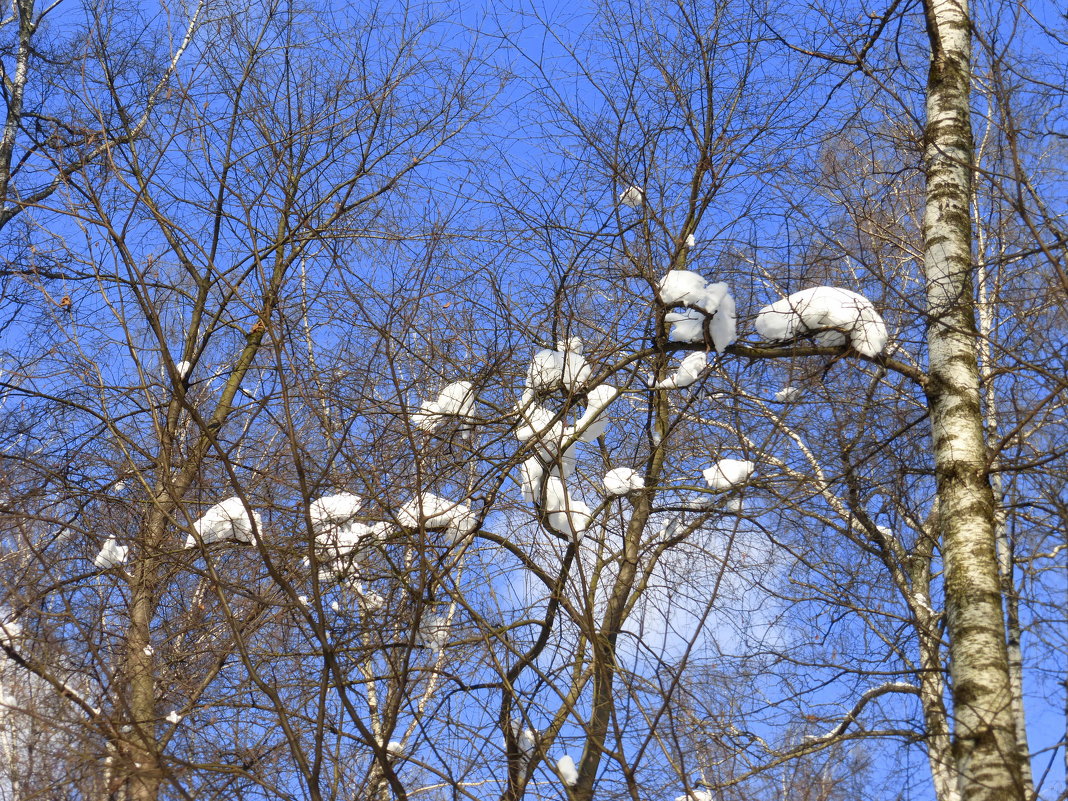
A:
[1,1,1064,801]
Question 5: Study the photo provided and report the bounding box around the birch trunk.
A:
[909,524,962,801]
[921,1,1025,798]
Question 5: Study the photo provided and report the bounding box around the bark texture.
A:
[921,1,1026,799]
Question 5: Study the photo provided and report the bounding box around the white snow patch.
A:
[396,494,477,544]
[604,467,644,496]
[520,458,544,504]
[527,347,591,393]
[573,383,618,442]
[419,613,449,655]
[774,386,799,402]
[676,791,712,801]
[166,710,182,725]
[709,289,737,352]
[311,494,376,569]
[557,754,579,787]
[310,493,362,529]
[353,582,386,611]
[619,185,644,208]
[755,286,888,357]
[370,521,393,542]
[515,395,561,443]
[665,309,705,343]
[509,719,538,757]
[412,380,476,431]
[658,271,726,315]
[387,740,404,756]
[515,393,578,478]
[702,458,755,490]
[0,614,21,649]
[655,351,707,389]
[185,498,262,548]
[542,477,592,538]
[660,279,737,352]
[320,521,375,558]
[175,360,191,379]
[685,233,696,248]
[94,537,129,569]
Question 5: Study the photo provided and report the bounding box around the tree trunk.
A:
[921,1,1026,799]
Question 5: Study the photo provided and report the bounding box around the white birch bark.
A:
[909,526,962,801]
[975,192,1036,801]
[921,0,1025,798]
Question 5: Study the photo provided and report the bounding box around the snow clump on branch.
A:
[411,380,476,431]
[702,458,755,490]
[515,339,627,540]
[774,386,800,402]
[658,270,737,352]
[396,493,477,545]
[94,537,129,569]
[526,339,592,393]
[309,493,379,577]
[619,185,644,208]
[603,467,644,496]
[185,498,262,548]
[310,493,363,530]
[754,286,888,357]
[654,351,708,389]
[542,476,592,539]
[675,790,713,801]
[557,754,579,787]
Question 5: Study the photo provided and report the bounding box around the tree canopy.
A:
[0,1,1065,800]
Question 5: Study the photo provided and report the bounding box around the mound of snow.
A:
[658,271,727,315]
[774,386,799,402]
[655,351,708,389]
[186,498,262,548]
[659,274,737,352]
[0,613,22,648]
[509,719,539,757]
[94,537,129,569]
[557,755,579,787]
[412,381,476,431]
[619,185,644,208]
[603,467,645,496]
[515,392,577,478]
[519,458,544,504]
[396,494,477,543]
[527,342,591,393]
[419,613,449,655]
[710,290,737,352]
[755,286,888,357]
[542,477,592,538]
[702,459,755,490]
[515,394,562,443]
[310,494,362,529]
[318,521,376,563]
[665,309,705,343]
[310,494,376,567]
[572,384,618,442]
